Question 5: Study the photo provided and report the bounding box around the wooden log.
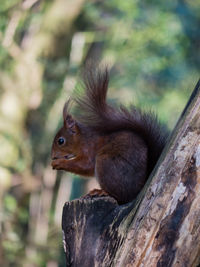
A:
[62,80,200,267]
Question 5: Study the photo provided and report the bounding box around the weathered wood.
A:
[62,80,200,267]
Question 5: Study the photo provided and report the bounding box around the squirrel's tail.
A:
[74,67,169,175]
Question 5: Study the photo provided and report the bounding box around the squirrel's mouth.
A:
[64,154,76,160]
[52,154,76,161]
[51,154,76,170]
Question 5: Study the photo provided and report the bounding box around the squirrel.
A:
[51,67,169,204]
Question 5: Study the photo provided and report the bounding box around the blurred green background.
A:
[0,0,199,266]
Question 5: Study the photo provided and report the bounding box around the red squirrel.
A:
[51,68,168,204]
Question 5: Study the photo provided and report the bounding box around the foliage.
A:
[0,0,199,266]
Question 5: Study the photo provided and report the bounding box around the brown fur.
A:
[51,67,169,204]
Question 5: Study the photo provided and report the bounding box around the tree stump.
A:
[62,80,200,267]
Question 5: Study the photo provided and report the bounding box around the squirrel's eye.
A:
[58,137,65,146]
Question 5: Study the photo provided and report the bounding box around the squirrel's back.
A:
[74,67,169,176]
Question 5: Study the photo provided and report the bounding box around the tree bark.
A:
[62,80,200,267]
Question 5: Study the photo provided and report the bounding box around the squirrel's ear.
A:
[64,114,75,129]
[63,100,78,133]
[63,100,70,121]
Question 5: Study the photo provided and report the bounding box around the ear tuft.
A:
[63,99,71,121]
[63,99,78,133]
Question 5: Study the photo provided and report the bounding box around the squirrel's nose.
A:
[51,148,57,160]
[51,148,62,160]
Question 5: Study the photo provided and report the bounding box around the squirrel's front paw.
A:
[82,188,109,199]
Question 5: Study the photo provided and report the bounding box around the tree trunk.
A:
[62,80,200,267]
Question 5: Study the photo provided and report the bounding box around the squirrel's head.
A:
[51,101,81,170]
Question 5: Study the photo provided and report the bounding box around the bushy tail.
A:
[74,67,169,175]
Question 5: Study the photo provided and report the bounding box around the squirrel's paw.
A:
[82,188,109,199]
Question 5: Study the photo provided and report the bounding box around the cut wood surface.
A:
[62,80,200,267]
